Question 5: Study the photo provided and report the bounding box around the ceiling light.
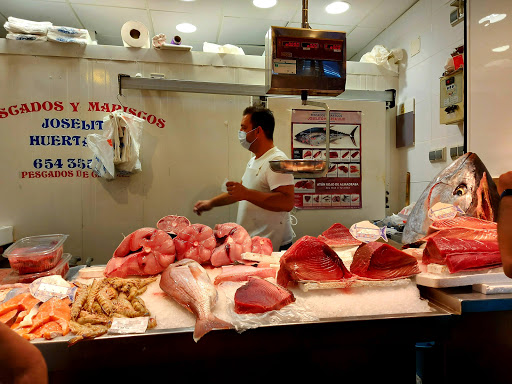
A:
[326,1,350,14]
[492,45,510,53]
[253,0,277,9]
[176,23,197,33]
[479,13,507,25]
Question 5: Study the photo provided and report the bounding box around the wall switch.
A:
[457,145,465,156]
[450,146,459,159]
[429,150,436,161]
[429,147,446,162]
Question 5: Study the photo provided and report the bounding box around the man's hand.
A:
[226,181,248,202]
[498,171,512,194]
[193,200,212,216]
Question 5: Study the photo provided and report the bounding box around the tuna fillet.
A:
[213,265,277,285]
[174,223,216,264]
[234,277,295,314]
[276,236,352,288]
[251,236,273,255]
[428,216,497,234]
[105,228,176,277]
[350,242,420,280]
[317,223,362,247]
[210,223,252,267]
[423,236,501,273]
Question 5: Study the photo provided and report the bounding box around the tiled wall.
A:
[352,0,465,211]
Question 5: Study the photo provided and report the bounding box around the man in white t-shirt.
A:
[193,105,295,251]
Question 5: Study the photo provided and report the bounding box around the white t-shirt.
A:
[236,147,294,251]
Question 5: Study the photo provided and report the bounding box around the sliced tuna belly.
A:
[423,236,501,273]
[234,277,295,314]
[210,223,252,267]
[213,265,277,285]
[317,223,362,247]
[350,242,420,280]
[428,216,497,234]
[276,236,352,288]
[105,228,176,277]
[156,215,191,235]
[174,223,216,264]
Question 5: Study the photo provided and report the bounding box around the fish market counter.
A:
[34,302,452,384]
[419,285,512,384]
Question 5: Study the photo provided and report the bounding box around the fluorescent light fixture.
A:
[479,13,507,25]
[326,1,350,14]
[492,45,510,53]
[253,0,277,8]
[176,23,197,33]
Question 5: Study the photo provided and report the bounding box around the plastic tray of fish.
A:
[269,160,326,174]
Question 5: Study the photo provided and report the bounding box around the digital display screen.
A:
[446,77,454,85]
[301,42,319,49]
[325,43,342,51]
[282,41,300,48]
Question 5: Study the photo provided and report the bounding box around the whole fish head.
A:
[402,152,500,245]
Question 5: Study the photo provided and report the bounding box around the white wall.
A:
[353,0,465,210]
[0,40,396,264]
[467,0,512,177]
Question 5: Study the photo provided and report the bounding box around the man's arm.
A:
[226,182,294,212]
[193,192,238,216]
[498,171,512,278]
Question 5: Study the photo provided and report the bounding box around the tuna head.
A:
[402,152,499,245]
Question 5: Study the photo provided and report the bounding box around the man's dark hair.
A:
[243,105,275,140]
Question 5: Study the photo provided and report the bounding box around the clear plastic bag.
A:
[87,111,144,179]
[226,296,319,333]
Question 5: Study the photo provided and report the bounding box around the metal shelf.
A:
[118,74,396,106]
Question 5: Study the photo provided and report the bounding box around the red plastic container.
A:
[1,253,71,284]
[3,234,68,274]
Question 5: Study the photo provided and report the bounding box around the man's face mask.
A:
[238,127,258,150]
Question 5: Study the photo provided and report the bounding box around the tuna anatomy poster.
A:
[291,109,362,210]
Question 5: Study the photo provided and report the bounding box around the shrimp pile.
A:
[69,276,158,345]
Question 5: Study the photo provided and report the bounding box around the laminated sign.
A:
[291,109,362,210]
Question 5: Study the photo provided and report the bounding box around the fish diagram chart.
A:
[291,109,362,210]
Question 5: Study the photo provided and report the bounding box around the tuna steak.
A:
[428,216,497,234]
[423,236,502,273]
[104,228,176,277]
[210,223,252,267]
[160,259,232,342]
[402,152,500,245]
[250,236,273,256]
[318,223,362,247]
[234,277,295,314]
[156,215,191,235]
[276,236,352,288]
[174,223,216,264]
[350,242,420,280]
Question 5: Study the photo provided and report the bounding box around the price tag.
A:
[108,317,149,335]
[428,202,464,221]
[30,276,76,302]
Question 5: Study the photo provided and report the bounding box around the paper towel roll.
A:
[121,21,150,48]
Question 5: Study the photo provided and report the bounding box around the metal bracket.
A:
[385,89,396,109]
[118,73,130,96]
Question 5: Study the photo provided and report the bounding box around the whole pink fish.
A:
[159,259,232,342]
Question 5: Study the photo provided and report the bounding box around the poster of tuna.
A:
[291,109,362,210]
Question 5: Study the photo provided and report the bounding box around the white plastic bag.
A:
[113,111,144,174]
[360,45,403,73]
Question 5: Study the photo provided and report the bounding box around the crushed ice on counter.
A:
[141,260,432,331]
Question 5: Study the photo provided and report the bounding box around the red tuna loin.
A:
[428,216,497,234]
[277,236,352,288]
[423,236,501,273]
[156,215,191,235]
[421,227,497,243]
[213,265,277,285]
[350,242,420,280]
[210,223,252,267]
[250,236,273,255]
[105,228,176,277]
[317,223,362,247]
[234,277,295,314]
[174,224,216,264]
